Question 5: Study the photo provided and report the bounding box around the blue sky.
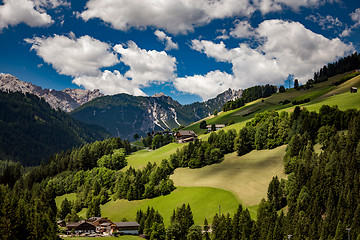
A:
[0,0,359,104]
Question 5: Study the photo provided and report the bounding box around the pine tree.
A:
[203,218,210,240]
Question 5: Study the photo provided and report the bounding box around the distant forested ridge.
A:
[0,91,109,166]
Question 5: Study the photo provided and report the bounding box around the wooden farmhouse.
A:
[175,130,197,143]
[113,221,140,235]
[66,221,96,234]
[86,217,114,233]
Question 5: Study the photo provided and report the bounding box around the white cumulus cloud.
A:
[174,71,236,100]
[181,19,353,100]
[154,30,179,51]
[78,0,340,34]
[114,41,177,86]
[73,70,146,96]
[25,34,119,76]
[0,0,53,31]
[230,20,256,38]
[75,41,177,95]
[80,0,255,34]
[25,34,177,96]
[256,20,353,81]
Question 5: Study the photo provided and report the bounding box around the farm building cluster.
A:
[149,123,226,144]
[58,217,140,237]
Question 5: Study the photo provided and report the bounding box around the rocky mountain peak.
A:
[152,92,166,98]
[218,88,242,101]
[0,73,103,112]
[62,88,103,106]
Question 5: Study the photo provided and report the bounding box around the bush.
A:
[292,98,310,105]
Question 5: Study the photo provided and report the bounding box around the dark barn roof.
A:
[114,222,140,228]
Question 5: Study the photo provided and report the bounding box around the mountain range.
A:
[71,89,242,139]
[0,73,103,112]
[1,73,242,140]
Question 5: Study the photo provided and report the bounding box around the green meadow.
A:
[171,145,287,207]
[100,187,239,226]
[55,193,76,209]
[125,142,187,169]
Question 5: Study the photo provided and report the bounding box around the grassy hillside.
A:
[125,142,188,169]
[57,146,285,223]
[55,193,76,209]
[100,187,239,226]
[185,72,360,135]
[171,145,287,206]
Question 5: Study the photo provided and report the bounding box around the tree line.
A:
[142,133,175,150]
[222,84,277,112]
[312,52,360,83]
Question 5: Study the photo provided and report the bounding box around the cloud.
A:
[340,28,352,37]
[230,20,255,38]
[0,0,53,31]
[256,20,353,81]
[350,8,360,27]
[215,29,230,40]
[79,0,340,34]
[183,19,353,100]
[191,39,284,88]
[75,41,177,95]
[254,0,337,14]
[25,34,119,76]
[26,34,177,96]
[306,13,343,30]
[340,8,360,37]
[80,0,255,34]
[73,70,146,96]
[33,0,70,10]
[174,71,236,100]
[253,0,282,14]
[114,41,177,86]
[154,30,179,51]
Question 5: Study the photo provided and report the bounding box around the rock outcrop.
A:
[0,73,103,112]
